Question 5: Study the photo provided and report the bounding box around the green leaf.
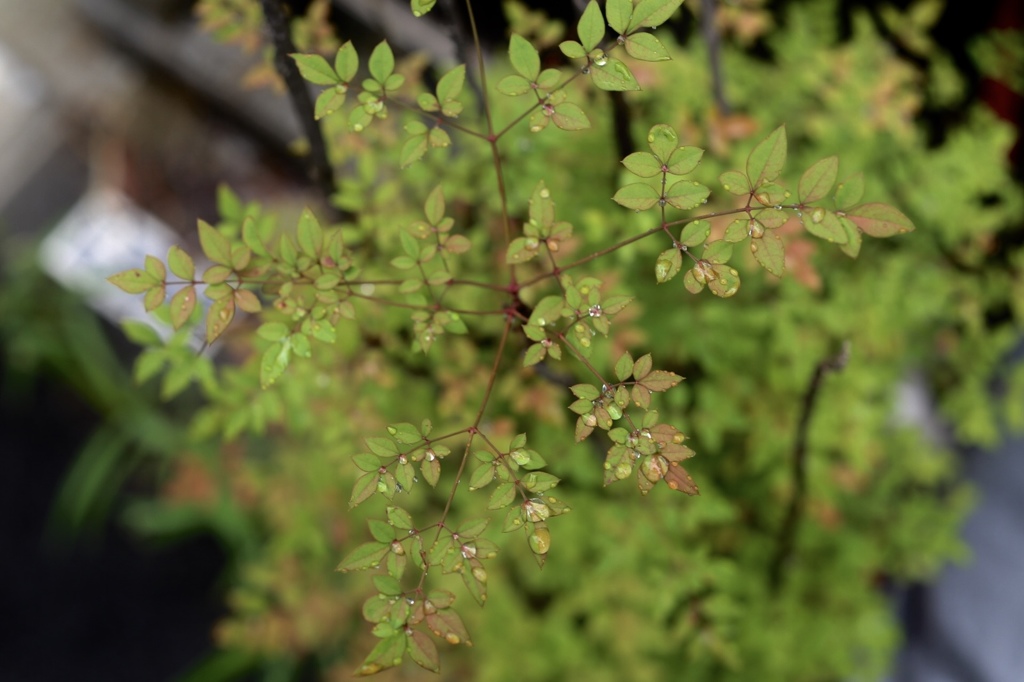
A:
[368,41,395,83]
[407,630,440,673]
[424,185,445,225]
[846,203,915,237]
[614,351,634,382]
[421,457,440,487]
[751,231,785,276]
[338,541,390,572]
[707,265,740,298]
[724,219,750,243]
[559,40,587,59]
[665,180,710,210]
[679,220,710,247]
[144,255,165,282]
[655,248,682,283]
[296,208,323,257]
[622,151,663,178]
[802,208,848,244]
[259,340,290,388]
[241,216,269,257]
[640,369,682,392]
[429,127,451,150]
[400,230,420,259]
[613,183,660,210]
[334,41,358,81]
[369,519,397,543]
[461,563,487,606]
[839,216,863,258]
[703,240,733,264]
[646,124,679,161]
[523,343,546,367]
[521,471,559,493]
[720,170,751,195]
[496,74,533,97]
[257,322,289,341]
[628,0,684,30]
[457,517,489,538]
[834,172,865,210]
[798,156,839,203]
[552,102,591,131]
[746,125,787,187]
[606,0,633,33]
[683,268,704,294]
[418,92,440,112]
[169,285,197,329]
[198,219,232,265]
[436,64,465,102]
[666,146,703,175]
[206,296,235,343]
[349,472,381,508]
[754,207,789,228]
[410,0,436,17]
[425,609,471,646]
[108,269,157,294]
[121,320,162,346]
[488,481,517,509]
[529,181,554,228]
[578,1,606,52]
[387,506,414,529]
[530,295,565,327]
[509,34,540,81]
[469,462,496,490]
[400,134,428,168]
[314,86,346,120]
[506,237,540,264]
[590,58,640,91]
[353,453,382,472]
[291,53,339,85]
[624,32,670,61]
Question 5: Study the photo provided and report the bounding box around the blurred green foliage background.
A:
[2,0,1022,680]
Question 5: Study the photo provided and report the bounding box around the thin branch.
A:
[700,0,730,114]
[768,341,851,593]
[259,0,345,221]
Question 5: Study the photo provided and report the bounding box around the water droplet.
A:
[352,123,364,132]
[528,528,551,554]
[581,66,590,75]
[539,188,550,198]
[530,125,542,133]
[723,184,731,191]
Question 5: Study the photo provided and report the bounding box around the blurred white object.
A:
[38,186,208,349]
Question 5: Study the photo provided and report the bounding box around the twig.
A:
[259,0,345,221]
[700,0,730,114]
[768,341,850,593]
